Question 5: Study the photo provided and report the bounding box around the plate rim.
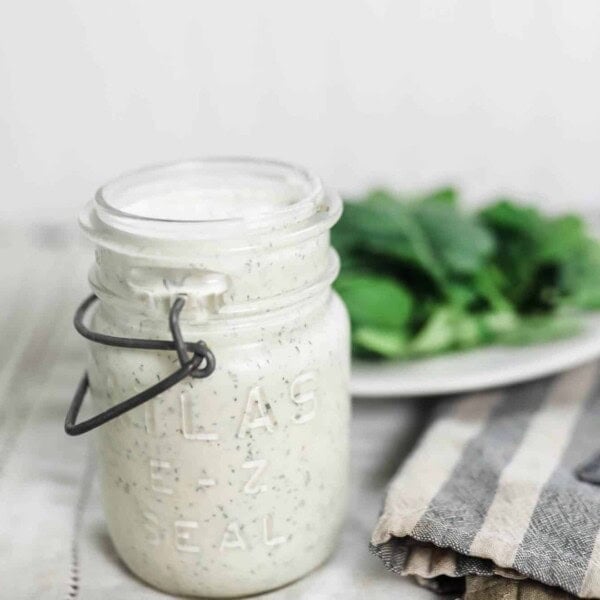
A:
[350,313,600,398]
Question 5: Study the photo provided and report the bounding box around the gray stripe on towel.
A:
[410,377,554,556]
[513,369,600,596]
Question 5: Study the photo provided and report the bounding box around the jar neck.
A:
[89,233,339,324]
[81,158,342,324]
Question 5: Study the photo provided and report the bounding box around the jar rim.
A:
[91,157,332,240]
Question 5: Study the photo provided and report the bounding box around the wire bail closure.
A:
[64,294,216,436]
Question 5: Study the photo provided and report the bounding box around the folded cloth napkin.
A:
[464,575,574,599]
[371,361,600,599]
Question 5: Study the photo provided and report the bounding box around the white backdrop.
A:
[2,0,600,223]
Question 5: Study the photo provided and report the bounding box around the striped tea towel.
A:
[371,362,600,598]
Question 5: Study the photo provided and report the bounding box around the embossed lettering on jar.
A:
[80,159,351,598]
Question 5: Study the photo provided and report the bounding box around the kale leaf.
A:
[332,189,600,359]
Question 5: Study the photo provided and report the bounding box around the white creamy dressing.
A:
[84,160,350,597]
[124,188,299,221]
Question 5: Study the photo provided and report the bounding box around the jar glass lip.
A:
[91,157,331,239]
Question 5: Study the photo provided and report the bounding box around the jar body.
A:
[88,289,350,597]
[80,158,350,597]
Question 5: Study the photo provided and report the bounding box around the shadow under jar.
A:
[78,158,351,597]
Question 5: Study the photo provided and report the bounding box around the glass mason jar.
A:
[77,158,351,597]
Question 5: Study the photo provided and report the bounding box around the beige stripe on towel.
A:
[372,391,502,545]
[469,363,597,568]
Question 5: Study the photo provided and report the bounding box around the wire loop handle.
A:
[65,294,215,436]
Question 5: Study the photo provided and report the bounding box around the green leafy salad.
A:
[331,188,600,360]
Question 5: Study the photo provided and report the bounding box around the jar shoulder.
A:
[88,291,350,387]
[92,290,349,343]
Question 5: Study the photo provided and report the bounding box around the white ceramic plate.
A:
[351,313,600,397]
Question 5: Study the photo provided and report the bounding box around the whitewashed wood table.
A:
[0,225,437,599]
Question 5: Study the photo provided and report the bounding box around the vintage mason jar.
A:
[73,158,350,597]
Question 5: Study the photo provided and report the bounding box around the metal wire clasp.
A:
[64,294,215,436]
